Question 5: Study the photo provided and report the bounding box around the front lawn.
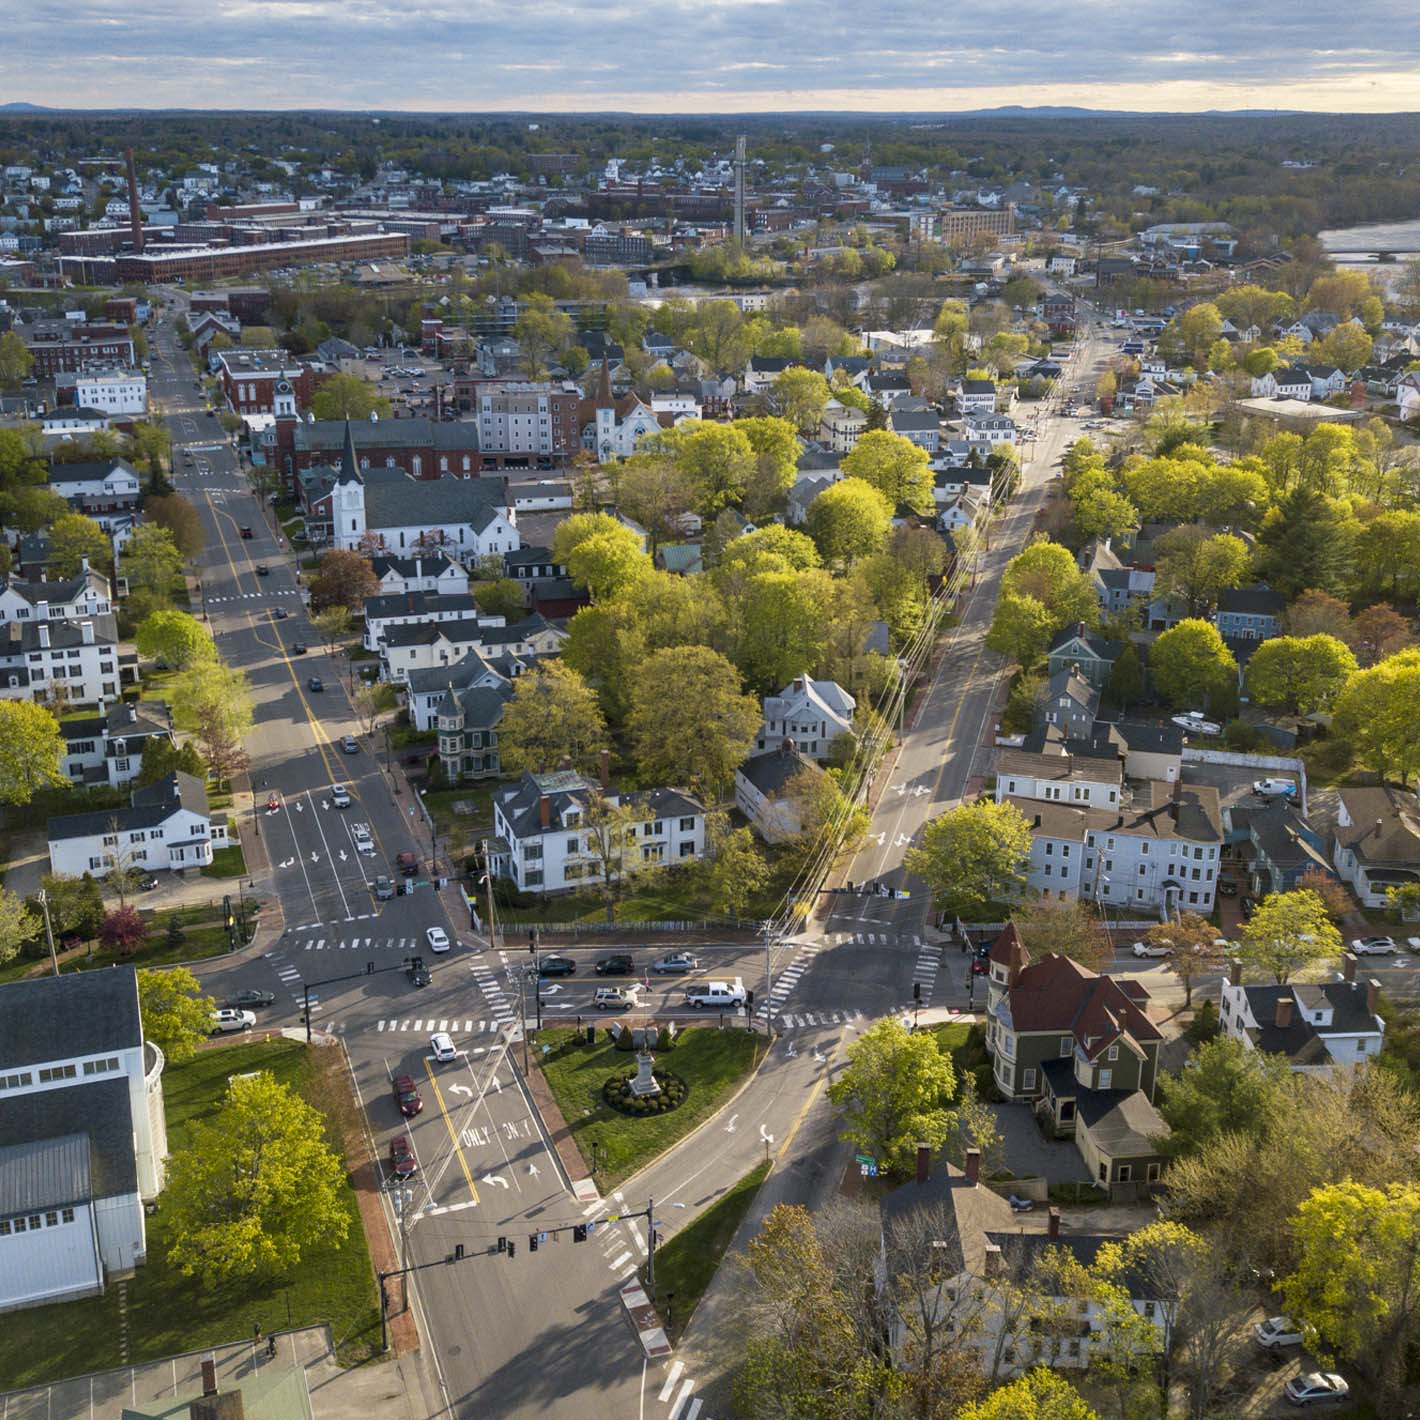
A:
[536,1026,764,1186]
[649,1161,769,1341]
[201,842,248,879]
[0,1039,379,1388]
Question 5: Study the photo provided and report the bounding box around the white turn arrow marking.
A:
[759,1125,775,1145]
[813,1046,826,1063]
[870,832,886,846]
[481,1174,509,1189]
[280,857,294,869]
[896,834,912,846]
[892,783,906,794]
[295,801,304,814]
[725,1113,738,1134]
[527,1163,540,1177]
[541,984,563,996]
[310,852,320,864]
[785,1040,798,1057]
[338,850,348,862]
[321,800,330,811]
[448,1083,473,1098]
[912,784,929,797]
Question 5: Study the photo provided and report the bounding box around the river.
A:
[1319,219,1420,289]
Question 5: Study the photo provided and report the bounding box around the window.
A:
[565,837,580,854]
[82,1057,120,1076]
[524,870,543,887]
[1022,1068,1037,1092]
[1107,1044,1118,1061]
[38,1064,77,1083]
[679,817,695,831]
[679,842,696,858]
[1044,842,1053,856]
[1097,1068,1112,1089]
[1117,1164,1132,1183]
[1060,1036,1073,1057]
[0,1071,33,1090]
[1146,1163,1161,1182]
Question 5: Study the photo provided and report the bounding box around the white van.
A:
[685,977,747,1009]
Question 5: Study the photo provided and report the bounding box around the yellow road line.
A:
[776,1035,839,1165]
[423,1060,480,1206]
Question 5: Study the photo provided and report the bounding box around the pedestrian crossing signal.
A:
[573,1224,588,1243]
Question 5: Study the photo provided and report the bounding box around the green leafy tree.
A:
[1282,1181,1420,1414]
[1148,619,1238,712]
[496,662,607,776]
[309,548,379,611]
[1010,897,1110,973]
[1158,1035,1292,1158]
[1105,642,1143,709]
[1238,888,1342,984]
[840,430,934,515]
[121,524,184,603]
[135,609,216,671]
[827,1017,956,1175]
[615,454,696,550]
[309,371,391,421]
[0,887,39,965]
[986,593,1056,670]
[1256,485,1358,600]
[310,605,352,652]
[1333,648,1420,782]
[169,661,255,788]
[471,577,527,621]
[999,540,1097,630]
[135,738,206,788]
[0,329,34,390]
[806,477,893,567]
[960,1369,1097,1420]
[566,529,653,602]
[732,568,837,693]
[737,415,802,514]
[1153,528,1252,614]
[0,700,66,807]
[905,799,1033,919]
[143,494,204,560]
[165,1070,350,1287]
[1246,634,1357,714]
[1073,486,1138,542]
[716,524,822,579]
[664,421,757,516]
[137,965,213,1062]
[626,646,759,800]
[705,825,769,918]
[771,366,831,434]
[48,513,111,578]
[39,872,105,941]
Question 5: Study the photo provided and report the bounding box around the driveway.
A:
[991,1101,1091,1184]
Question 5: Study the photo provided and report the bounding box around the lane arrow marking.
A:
[481,1173,509,1189]
[725,1113,738,1134]
[448,1083,473,1098]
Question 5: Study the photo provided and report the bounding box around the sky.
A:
[3,0,1420,112]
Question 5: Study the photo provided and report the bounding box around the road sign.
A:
[855,1153,876,1167]
[859,1162,878,1178]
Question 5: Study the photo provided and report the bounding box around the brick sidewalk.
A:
[518,1045,594,1193]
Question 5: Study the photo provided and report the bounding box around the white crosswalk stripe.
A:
[373,1018,504,1035]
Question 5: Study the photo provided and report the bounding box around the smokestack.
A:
[1047,1207,1060,1240]
[1228,959,1242,987]
[125,148,144,255]
[1342,952,1357,983]
[915,1142,930,1185]
[1368,979,1380,1016]
[964,1147,981,1185]
[539,795,551,830]
[1274,995,1294,1029]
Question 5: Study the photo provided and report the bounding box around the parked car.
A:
[1283,1373,1350,1407]
[595,953,635,976]
[1131,940,1171,959]
[686,978,747,1008]
[651,952,700,974]
[406,956,431,987]
[209,1008,255,1034]
[1254,778,1298,798]
[274,607,289,620]
[1217,879,1239,897]
[374,875,395,901]
[538,955,577,977]
[392,1073,423,1118]
[1255,1316,1304,1349]
[341,735,359,754]
[595,986,638,1011]
[138,874,159,891]
[1171,712,1221,736]
[308,676,324,692]
[389,1135,418,1179]
[226,989,275,1009]
[1352,935,1398,955]
[430,1031,458,1062]
[426,926,450,953]
[331,783,351,808]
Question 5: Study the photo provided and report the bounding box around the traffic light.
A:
[507,1241,516,1258]
[223,895,234,930]
[745,989,754,1010]
[451,1243,464,1262]
[573,1224,588,1243]
[497,1236,507,1253]
[528,1233,538,1253]
[913,982,922,1003]
[365,961,375,976]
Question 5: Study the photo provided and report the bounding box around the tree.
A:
[48,513,111,578]
[311,605,352,652]
[143,494,205,560]
[1010,898,1109,973]
[576,789,660,922]
[1172,303,1223,366]
[100,905,148,957]
[732,568,837,693]
[1317,322,1373,373]
[1333,648,1420,782]
[959,1369,1097,1420]
[121,524,184,603]
[513,296,576,378]
[1285,588,1353,640]
[135,737,206,788]
[905,799,1033,919]
[615,454,696,550]
[704,825,769,919]
[943,1074,1006,1177]
[736,415,801,504]
[1148,619,1238,712]
[1349,602,1413,667]
[827,1018,956,1175]
[1105,642,1143,709]
[135,609,216,671]
[309,372,391,421]
[165,1070,350,1287]
[1153,528,1251,615]
[1283,1181,1420,1413]
[496,662,607,776]
[806,477,892,567]
[0,887,38,966]
[0,329,34,390]
[137,965,213,1062]
[716,523,822,578]
[626,647,759,800]
[662,421,757,516]
[0,700,66,808]
[1158,1035,1292,1158]
[771,366,831,434]
[1142,912,1221,1009]
[986,593,1056,670]
[1297,866,1353,921]
[309,548,379,612]
[1238,888,1342,984]
[170,661,255,789]
[39,872,105,941]
[1256,485,1357,600]
[565,528,653,602]
[1073,486,1138,542]
[840,430,934,515]
[352,680,397,736]
[1246,634,1357,715]
[999,541,1097,630]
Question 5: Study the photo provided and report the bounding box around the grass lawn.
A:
[0,1039,379,1389]
[536,1026,764,1187]
[202,843,248,879]
[931,1020,991,1101]
[649,1161,769,1342]
[422,784,498,856]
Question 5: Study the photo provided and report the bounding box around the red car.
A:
[392,1074,423,1118]
[265,794,281,813]
[389,1135,418,1179]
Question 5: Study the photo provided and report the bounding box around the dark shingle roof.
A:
[48,770,208,842]
[0,967,142,1067]
[1074,1087,1169,1159]
[364,590,480,621]
[0,1079,138,1205]
[737,748,814,797]
[1217,585,1285,618]
[363,476,508,534]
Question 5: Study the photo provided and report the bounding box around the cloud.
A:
[2,0,1418,110]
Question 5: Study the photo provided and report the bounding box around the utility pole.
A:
[481,837,500,951]
[646,1196,656,1293]
[36,888,59,977]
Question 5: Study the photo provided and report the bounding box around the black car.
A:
[292,641,306,654]
[138,874,159,891]
[595,953,634,976]
[406,957,431,988]
[239,526,254,539]
[226,989,276,1009]
[538,956,577,978]
[255,564,269,577]
[1217,879,1239,897]
[308,676,324,692]
[273,607,289,620]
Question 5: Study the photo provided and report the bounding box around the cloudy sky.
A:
[4,0,1418,112]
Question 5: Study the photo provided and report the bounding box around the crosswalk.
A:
[298,935,427,951]
[912,942,944,1001]
[470,958,516,1026]
[827,931,925,947]
[375,1017,507,1035]
[269,953,322,1014]
[657,1359,712,1420]
[757,941,820,1023]
[206,588,302,605]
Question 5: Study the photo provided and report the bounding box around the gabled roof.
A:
[363,475,510,535]
[364,590,480,622]
[1003,954,1162,1053]
[1216,584,1285,618]
[1238,979,1382,1060]
[48,771,208,841]
[0,1080,138,1207]
[737,746,815,797]
[1048,621,1124,662]
[1335,785,1420,865]
[47,458,140,486]
[0,965,142,1067]
[879,1160,1019,1279]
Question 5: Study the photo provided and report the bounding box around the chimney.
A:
[80,556,90,574]
[964,1147,981,1185]
[125,148,144,255]
[1368,979,1380,1016]
[539,795,551,830]
[37,623,49,649]
[1274,994,1294,1030]
[983,1241,1004,1277]
[1228,959,1242,987]
[1374,817,1385,839]
[1342,952,1357,983]
[598,748,610,790]
[915,1142,930,1185]
[1047,1207,1061,1241]
[201,1360,217,1397]
[35,599,49,621]
[81,620,94,645]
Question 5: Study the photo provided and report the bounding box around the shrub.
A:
[1223,718,1264,752]
[164,913,185,950]
[601,1068,689,1116]
[1184,999,1220,1043]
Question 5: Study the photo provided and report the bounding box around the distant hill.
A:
[0,102,51,113]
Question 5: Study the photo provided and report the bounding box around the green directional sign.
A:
[855,1153,876,1167]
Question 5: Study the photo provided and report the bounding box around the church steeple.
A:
[595,355,613,411]
[337,418,360,484]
